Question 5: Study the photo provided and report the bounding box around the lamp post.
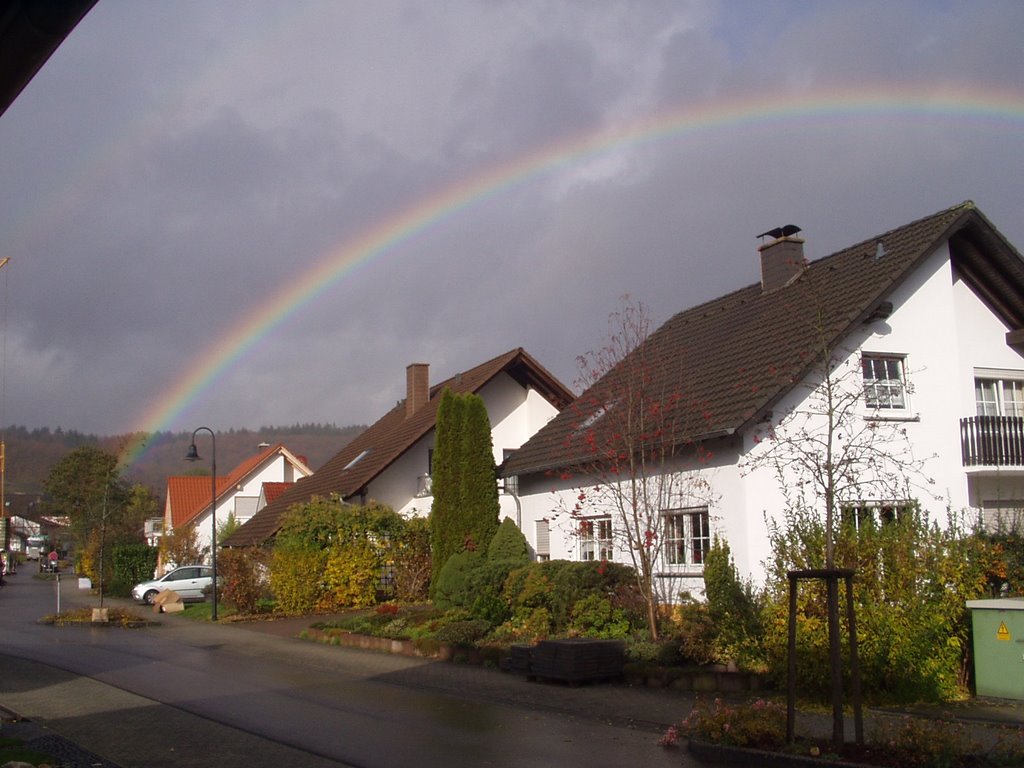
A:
[185,427,218,621]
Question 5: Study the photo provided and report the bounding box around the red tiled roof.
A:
[261,482,291,505]
[168,443,311,529]
[224,348,574,547]
[167,476,230,529]
[502,202,1024,477]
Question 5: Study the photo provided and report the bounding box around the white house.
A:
[225,348,574,547]
[502,201,1024,599]
[164,443,313,565]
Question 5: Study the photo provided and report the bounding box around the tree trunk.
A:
[826,577,844,747]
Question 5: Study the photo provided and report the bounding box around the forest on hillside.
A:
[1,423,364,499]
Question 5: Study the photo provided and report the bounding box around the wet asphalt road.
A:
[0,572,708,767]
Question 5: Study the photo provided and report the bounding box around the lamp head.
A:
[185,444,201,462]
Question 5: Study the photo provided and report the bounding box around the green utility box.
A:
[967,598,1024,700]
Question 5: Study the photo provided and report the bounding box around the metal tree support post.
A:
[186,427,218,621]
[786,568,863,747]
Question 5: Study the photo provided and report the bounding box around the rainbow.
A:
[119,84,1024,465]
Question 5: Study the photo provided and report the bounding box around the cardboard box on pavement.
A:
[152,590,183,613]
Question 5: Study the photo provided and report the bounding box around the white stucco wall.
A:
[362,373,563,523]
[188,452,312,558]
[514,242,1024,591]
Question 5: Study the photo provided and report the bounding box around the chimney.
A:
[759,234,805,292]
[406,363,429,418]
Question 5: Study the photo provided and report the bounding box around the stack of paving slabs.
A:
[529,639,625,685]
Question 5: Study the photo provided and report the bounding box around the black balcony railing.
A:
[960,415,1024,467]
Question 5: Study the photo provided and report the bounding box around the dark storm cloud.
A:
[0,1,1021,434]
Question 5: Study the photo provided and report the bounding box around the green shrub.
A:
[218,546,269,615]
[392,517,432,602]
[109,543,158,597]
[492,606,553,643]
[762,505,989,703]
[503,559,642,635]
[703,538,764,669]
[434,618,492,646]
[433,549,486,610]
[488,517,530,563]
[672,603,718,666]
[319,538,379,610]
[568,594,630,638]
[271,545,327,613]
[471,588,511,626]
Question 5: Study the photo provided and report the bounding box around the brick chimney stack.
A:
[759,235,806,292]
[406,363,429,418]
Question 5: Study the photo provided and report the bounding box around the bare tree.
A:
[558,297,714,641]
[743,276,937,746]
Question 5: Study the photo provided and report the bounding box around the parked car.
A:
[131,566,216,604]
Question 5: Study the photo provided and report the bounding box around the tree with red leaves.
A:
[559,297,714,641]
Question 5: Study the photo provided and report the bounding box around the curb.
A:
[688,740,876,768]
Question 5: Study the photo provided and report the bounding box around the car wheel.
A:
[143,590,159,605]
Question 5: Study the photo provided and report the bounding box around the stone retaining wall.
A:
[303,628,764,692]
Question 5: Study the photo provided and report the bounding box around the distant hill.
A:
[1,424,365,500]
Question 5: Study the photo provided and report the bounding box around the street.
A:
[0,572,707,767]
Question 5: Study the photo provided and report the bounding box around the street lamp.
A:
[185,427,218,621]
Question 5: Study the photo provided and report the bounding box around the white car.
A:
[131,566,216,605]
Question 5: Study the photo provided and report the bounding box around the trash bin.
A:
[966,598,1024,700]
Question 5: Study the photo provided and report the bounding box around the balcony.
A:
[961,415,1024,467]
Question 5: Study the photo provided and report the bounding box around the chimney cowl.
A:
[406,363,429,418]
[758,235,805,293]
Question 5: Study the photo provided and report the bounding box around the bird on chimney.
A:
[756,224,802,240]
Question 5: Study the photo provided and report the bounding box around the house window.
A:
[535,519,551,562]
[981,500,1024,534]
[842,501,912,532]
[580,517,612,561]
[975,377,1024,417]
[862,354,907,411]
[663,507,711,568]
[502,449,518,496]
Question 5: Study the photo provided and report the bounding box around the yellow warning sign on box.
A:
[997,621,1011,641]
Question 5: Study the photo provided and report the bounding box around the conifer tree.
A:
[429,388,464,590]
[460,393,500,552]
[429,390,500,593]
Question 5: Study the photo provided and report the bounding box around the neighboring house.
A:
[225,348,574,547]
[502,201,1024,598]
[164,443,313,565]
[2,492,64,555]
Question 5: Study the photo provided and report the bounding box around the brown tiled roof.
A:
[503,201,1024,477]
[224,348,574,547]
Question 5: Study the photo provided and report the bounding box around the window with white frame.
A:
[975,375,1024,417]
[579,517,612,561]
[663,507,711,568]
[862,354,907,412]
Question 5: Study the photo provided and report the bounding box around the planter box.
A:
[688,740,875,768]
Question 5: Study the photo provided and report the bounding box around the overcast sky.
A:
[0,0,1022,436]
